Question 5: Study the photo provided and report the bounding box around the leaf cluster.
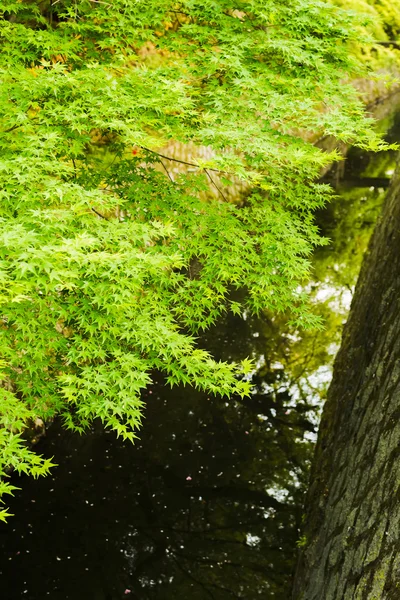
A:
[0,0,396,514]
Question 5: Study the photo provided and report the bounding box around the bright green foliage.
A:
[333,0,400,78]
[336,0,400,41]
[0,0,395,510]
[0,361,55,521]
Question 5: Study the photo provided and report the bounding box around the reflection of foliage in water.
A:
[302,114,400,395]
[314,185,385,292]
[313,95,400,295]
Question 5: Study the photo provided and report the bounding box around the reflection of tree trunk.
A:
[293,160,400,598]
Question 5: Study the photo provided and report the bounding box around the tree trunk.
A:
[293,160,400,599]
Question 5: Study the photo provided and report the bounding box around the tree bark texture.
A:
[293,160,400,599]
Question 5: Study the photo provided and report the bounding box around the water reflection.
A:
[0,313,316,600]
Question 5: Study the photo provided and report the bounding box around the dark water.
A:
[0,313,317,600]
[1,96,400,600]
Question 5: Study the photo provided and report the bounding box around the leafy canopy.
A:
[0,0,394,517]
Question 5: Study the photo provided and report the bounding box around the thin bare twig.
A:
[91,207,109,220]
[159,158,174,183]
[139,145,235,176]
[1,124,22,136]
[205,168,228,201]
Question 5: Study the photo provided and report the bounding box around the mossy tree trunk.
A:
[293,160,400,599]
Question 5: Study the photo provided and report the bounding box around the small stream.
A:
[1,96,400,600]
